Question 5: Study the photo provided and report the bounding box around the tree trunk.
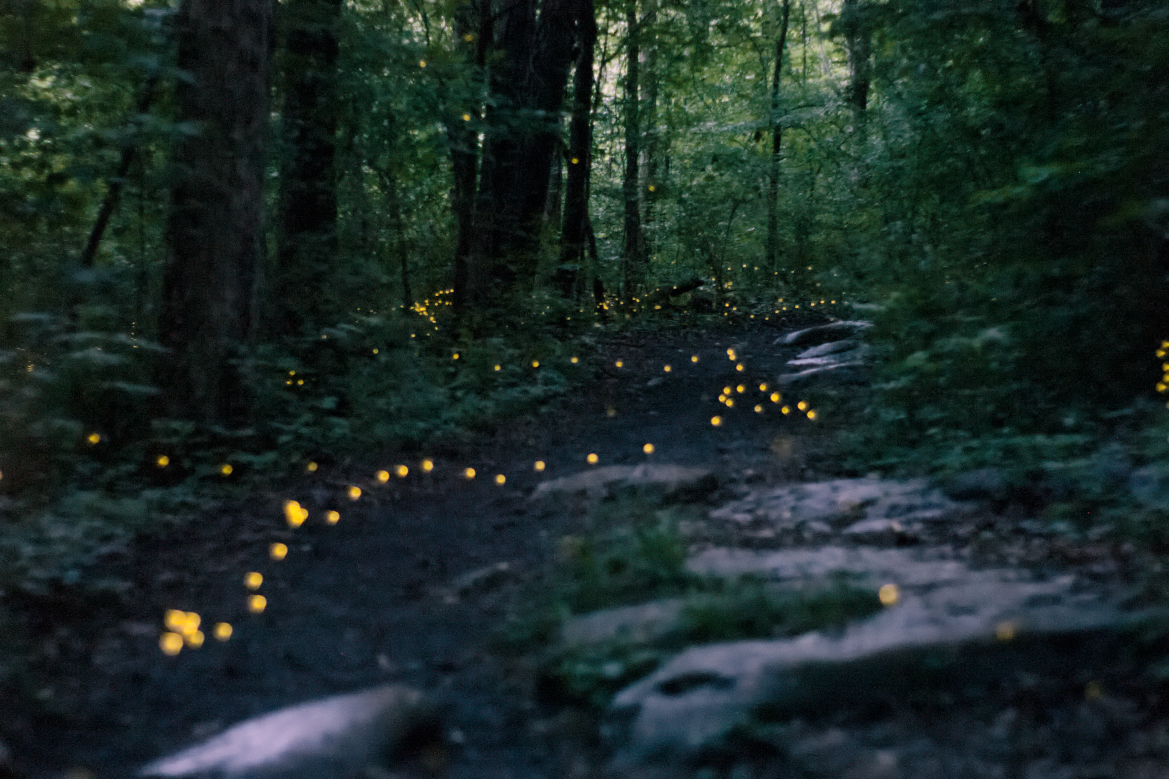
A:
[841,0,870,115]
[449,0,488,314]
[764,0,791,274]
[273,0,341,336]
[158,0,272,424]
[462,0,586,320]
[557,0,597,300]
[621,0,645,303]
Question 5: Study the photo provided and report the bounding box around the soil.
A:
[3,315,1167,779]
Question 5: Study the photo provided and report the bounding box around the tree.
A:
[460,0,595,322]
[272,0,342,336]
[763,0,791,274]
[556,0,597,299]
[621,0,646,302]
[157,0,273,423]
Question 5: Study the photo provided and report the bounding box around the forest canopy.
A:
[1,0,1167,496]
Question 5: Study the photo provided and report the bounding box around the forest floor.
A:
[4,315,1169,779]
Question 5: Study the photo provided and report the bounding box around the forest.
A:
[2,0,1169,775]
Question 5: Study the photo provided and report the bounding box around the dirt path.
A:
[7,317,835,779]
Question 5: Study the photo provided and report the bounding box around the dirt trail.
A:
[7,318,831,779]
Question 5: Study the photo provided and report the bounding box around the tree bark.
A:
[764,0,791,275]
[273,0,341,336]
[841,0,870,115]
[462,0,587,320]
[557,0,597,300]
[158,0,272,424]
[621,0,645,303]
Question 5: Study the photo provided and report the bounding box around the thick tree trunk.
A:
[158,0,272,424]
[449,0,488,314]
[841,0,870,115]
[764,0,791,274]
[273,0,341,336]
[621,0,645,303]
[557,0,597,300]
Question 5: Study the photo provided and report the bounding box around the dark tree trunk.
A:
[841,0,870,115]
[621,0,645,303]
[557,0,597,300]
[449,0,489,314]
[462,0,587,319]
[158,0,272,424]
[764,0,791,274]
[273,0,341,336]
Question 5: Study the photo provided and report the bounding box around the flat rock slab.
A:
[603,581,1145,770]
[530,463,717,503]
[138,685,437,779]
[777,321,873,347]
[708,477,968,533]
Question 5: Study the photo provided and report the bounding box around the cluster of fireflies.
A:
[154,344,824,656]
[1157,340,1169,405]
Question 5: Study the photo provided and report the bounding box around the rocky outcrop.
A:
[530,463,717,503]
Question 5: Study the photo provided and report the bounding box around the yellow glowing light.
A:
[736,363,745,372]
[995,621,1016,641]
[419,59,427,67]
[770,392,781,403]
[422,459,434,472]
[377,470,390,483]
[531,360,540,368]
[284,500,308,528]
[494,474,506,485]
[160,632,183,656]
[587,453,599,464]
[462,113,471,121]
[270,543,288,561]
[807,410,818,420]
[759,383,769,392]
[348,486,361,501]
[723,386,732,395]
[184,630,205,648]
[648,184,655,191]
[464,467,476,479]
[878,584,899,605]
[163,609,186,632]
[571,356,579,364]
[755,405,764,413]
[534,460,546,472]
[213,623,232,641]
[615,360,624,368]
[798,401,808,411]
[463,32,474,41]
[307,461,318,473]
[245,572,263,590]
[663,365,672,372]
[691,355,699,362]
[494,364,501,371]
[643,443,655,454]
[372,348,379,354]
[87,432,101,445]
[606,407,617,417]
[156,455,170,467]
[725,398,735,408]
[718,394,727,402]
[736,385,745,394]
[220,464,233,476]
[452,353,460,360]
[248,594,267,613]
[782,406,791,415]
[395,464,409,478]
[711,416,723,427]
[326,510,340,525]
[571,157,579,164]
[727,348,736,359]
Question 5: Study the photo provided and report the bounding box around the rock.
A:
[602,576,1147,770]
[530,464,717,503]
[777,321,873,347]
[942,468,1009,502]
[777,362,867,387]
[794,339,865,359]
[707,478,966,532]
[560,599,688,647]
[446,561,514,598]
[138,685,439,779]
